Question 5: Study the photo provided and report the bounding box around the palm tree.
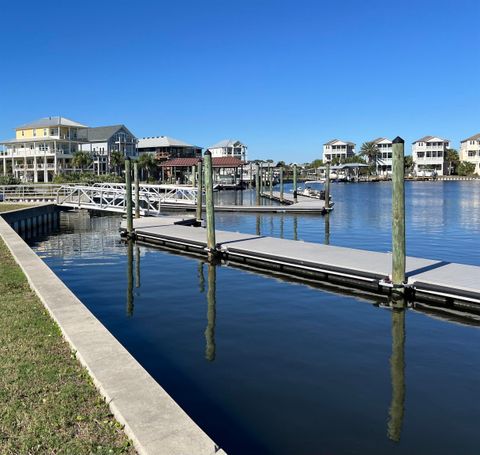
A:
[137,153,157,181]
[110,151,125,176]
[71,151,93,173]
[445,148,459,175]
[360,141,380,172]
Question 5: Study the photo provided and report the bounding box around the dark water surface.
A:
[29,181,480,455]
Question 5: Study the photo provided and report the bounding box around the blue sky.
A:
[0,0,478,161]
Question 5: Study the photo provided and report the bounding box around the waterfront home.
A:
[0,116,88,182]
[208,140,247,161]
[322,139,355,163]
[412,136,449,176]
[371,138,393,175]
[78,125,137,175]
[460,133,480,175]
[137,136,202,161]
[0,117,137,181]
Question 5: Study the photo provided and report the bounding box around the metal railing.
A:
[0,184,62,201]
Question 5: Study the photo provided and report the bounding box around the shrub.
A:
[457,162,476,176]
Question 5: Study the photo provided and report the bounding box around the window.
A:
[417,152,425,158]
[33,129,37,137]
[21,130,24,137]
[468,151,476,157]
[44,129,47,136]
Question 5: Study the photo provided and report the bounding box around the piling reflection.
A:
[204,263,217,362]
[135,245,141,288]
[293,216,298,241]
[387,295,406,442]
[198,261,205,293]
[256,215,261,236]
[126,240,134,317]
[324,212,330,245]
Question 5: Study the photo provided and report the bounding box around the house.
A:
[78,125,136,175]
[459,133,480,175]
[0,116,88,182]
[412,136,449,176]
[372,137,393,175]
[136,136,202,161]
[208,140,247,161]
[323,139,355,163]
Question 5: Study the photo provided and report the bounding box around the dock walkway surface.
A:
[122,217,480,310]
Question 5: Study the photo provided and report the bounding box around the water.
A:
[29,181,480,455]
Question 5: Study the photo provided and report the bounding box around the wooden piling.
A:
[279,167,284,202]
[196,160,203,222]
[134,161,140,218]
[125,157,133,236]
[249,163,253,189]
[293,164,298,203]
[192,165,196,187]
[269,166,273,197]
[325,162,331,209]
[204,151,217,259]
[255,163,261,205]
[392,136,406,288]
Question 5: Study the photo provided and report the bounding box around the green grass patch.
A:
[0,204,36,213]
[0,238,135,454]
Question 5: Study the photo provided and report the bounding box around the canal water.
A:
[29,181,480,455]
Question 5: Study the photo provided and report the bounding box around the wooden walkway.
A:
[120,218,480,311]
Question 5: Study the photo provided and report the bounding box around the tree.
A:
[445,148,459,175]
[404,155,414,173]
[71,151,93,173]
[310,159,323,168]
[457,161,476,176]
[360,141,380,170]
[110,151,125,176]
[137,153,157,181]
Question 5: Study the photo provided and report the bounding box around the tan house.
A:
[460,133,480,175]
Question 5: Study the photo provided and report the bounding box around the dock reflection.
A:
[205,263,217,362]
[387,296,406,442]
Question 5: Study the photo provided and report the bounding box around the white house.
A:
[137,136,202,160]
[412,136,449,176]
[371,137,393,175]
[323,139,355,163]
[460,133,480,175]
[208,140,247,161]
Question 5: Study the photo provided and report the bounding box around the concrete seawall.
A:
[0,207,225,455]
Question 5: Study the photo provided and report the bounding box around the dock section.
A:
[121,221,480,312]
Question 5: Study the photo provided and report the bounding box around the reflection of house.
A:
[208,140,247,161]
[159,156,245,186]
[137,136,202,161]
[412,136,449,176]
[78,125,136,174]
[371,138,393,174]
[323,139,355,163]
[460,133,480,175]
[0,116,88,182]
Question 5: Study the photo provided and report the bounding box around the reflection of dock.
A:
[121,217,480,311]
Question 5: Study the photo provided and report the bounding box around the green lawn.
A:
[0,204,36,213]
[0,238,135,454]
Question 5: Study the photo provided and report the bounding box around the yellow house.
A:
[1,116,88,182]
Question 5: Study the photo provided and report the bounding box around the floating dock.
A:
[120,217,480,315]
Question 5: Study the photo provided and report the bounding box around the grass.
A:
[0,204,36,213]
[0,238,136,454]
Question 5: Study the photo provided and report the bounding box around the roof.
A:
[324,139,355,146]
[77,125,133,142]
[412,136,449,144]
[461,133,480,143]
[372,137,392,144]
[208,139,246,149]
[16,116,88,129]
[137,136,200,149]
[159,157,245,168]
